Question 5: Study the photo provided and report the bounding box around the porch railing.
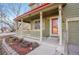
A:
[17,30,40,39]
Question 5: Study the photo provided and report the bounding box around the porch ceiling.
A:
[17,3,65,23]
[23,8,58,23]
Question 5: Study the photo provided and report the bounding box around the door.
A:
[67,20,79,55]
[51,18,58,34]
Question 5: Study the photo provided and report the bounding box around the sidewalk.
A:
[27,44,57,55]
[24,38,59,55]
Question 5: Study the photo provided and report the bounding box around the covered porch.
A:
[16,3,64,45]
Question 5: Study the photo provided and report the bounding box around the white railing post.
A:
[16,20,18,36]
[20,18,23,38]
[58,4,63,45]
[40,12,43,42]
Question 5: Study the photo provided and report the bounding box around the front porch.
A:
[16,3,64,45]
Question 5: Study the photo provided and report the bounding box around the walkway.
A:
[24,38,64,55]
[27,44,57,55]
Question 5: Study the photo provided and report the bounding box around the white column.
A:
[16,20,18,36]
[20,18,23,38]
[40,12,43,42]
[58,5,63,45]
[30,21,32,30]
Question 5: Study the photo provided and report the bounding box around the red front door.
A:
[52,18,58,34]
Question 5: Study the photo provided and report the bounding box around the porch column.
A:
[58,4,63,45]
[20,18,23,38]
[30,21,32,30]
[16,20,18,36]
[40,12,43,42]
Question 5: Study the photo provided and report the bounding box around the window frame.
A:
[32,19,45,31]
[33,19,40,31]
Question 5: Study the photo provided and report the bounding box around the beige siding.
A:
[63,3,79,19]
[23,30,40,38]
[43,18,50,37]
[68,21,79,45]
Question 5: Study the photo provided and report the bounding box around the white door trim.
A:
[66,17,79,54]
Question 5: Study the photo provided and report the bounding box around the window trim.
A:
[32,19,45,31]
[33,19,40,31]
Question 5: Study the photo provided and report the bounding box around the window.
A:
[34,20,40,29]
[52,18,58,34]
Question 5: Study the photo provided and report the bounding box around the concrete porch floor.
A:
[24,37,64,55]
[42,37,59,45]
[23,36,59,45]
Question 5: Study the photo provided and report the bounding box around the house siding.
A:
[63,3,79,19]
[43,18,50,37]
[23,30,40,38]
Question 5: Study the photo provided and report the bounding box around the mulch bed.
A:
[5,36,39,55]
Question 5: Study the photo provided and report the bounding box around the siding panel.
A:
[63,3,79,19]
